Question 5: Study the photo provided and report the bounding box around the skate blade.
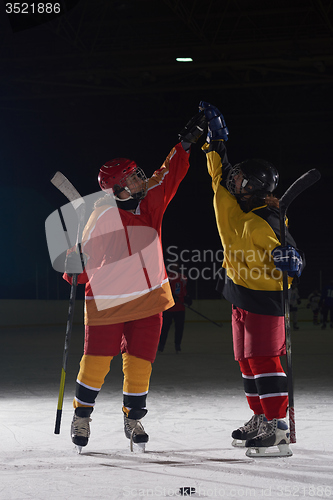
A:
[75,445,83,454]
[130,439,146,453]
[231,438,246,448]
[245,443,293,458]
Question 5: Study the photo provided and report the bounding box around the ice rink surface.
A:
[1,318,332,500]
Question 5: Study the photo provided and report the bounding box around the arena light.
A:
[176,57,193,62]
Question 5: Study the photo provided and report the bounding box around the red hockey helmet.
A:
[98,158,147,200]
[98,158,137,191]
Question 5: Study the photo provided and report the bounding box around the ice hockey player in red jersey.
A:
[64,112,206,452]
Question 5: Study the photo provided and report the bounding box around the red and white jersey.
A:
[64,143,190,325]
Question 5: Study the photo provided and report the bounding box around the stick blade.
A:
[51,171,85,210]
[280,168,321,212]
[54,409,62,434]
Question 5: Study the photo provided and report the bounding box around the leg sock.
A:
[238,359,264,415]
[122,352,152,419]
[248,356,288,420]
[74,354,113,409]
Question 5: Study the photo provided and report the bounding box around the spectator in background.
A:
[158,262,192,353]
[290,282,301,330]
[306,289,321,325]
[320,280,333,329]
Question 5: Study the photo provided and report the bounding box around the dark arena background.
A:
[1,0,332,301]
[0,2,332,499]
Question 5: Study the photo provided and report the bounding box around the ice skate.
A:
[231,414,264,447]
[124,415,149,453]
[245,418,293,457]
[71,408,92,454]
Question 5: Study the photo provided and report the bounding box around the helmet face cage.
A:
[226,164,245,197]
[226,160,278,199]
[116,166,148,201]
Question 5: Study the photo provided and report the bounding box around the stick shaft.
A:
[54,273,78,434]
[279,195,296,442]
[288,407,296,443]
[278,168,320,443]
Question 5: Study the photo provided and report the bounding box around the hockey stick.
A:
[279,168,321,443]
[174,297,223,327]
[50,172,86,435]
[183,302,223,328]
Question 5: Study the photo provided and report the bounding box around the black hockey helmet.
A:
[226,158,279,199]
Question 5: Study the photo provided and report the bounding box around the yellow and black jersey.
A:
[203,140,296,316]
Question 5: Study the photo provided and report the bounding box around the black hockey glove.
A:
[65,248,87,276]
[178,110,207,146]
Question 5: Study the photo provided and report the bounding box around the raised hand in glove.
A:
[199,101,229,141]
[65,247,87,276]
[178,110,207,147]
[272,245,304,278]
